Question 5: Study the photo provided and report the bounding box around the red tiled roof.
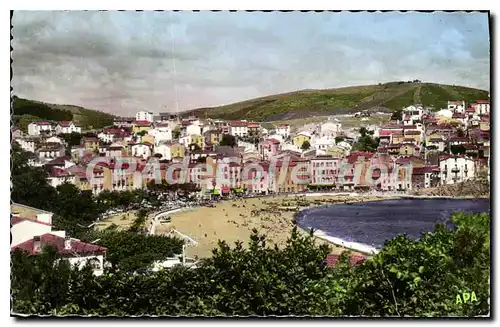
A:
[267,138,280,144]
[279,124,289,127]
[104,128,123,135]
[83,136,98,142]
[412,165,440,175]
[247,122,260,128]
[49,167,72,178]
[452,113,466,119]
[134,120,152,126]
[405,130,421,135]
[476,99,489,104]
[346,151,374,164]
[466,107,476,112]
[12,233,107,256]
[58,121,74,127]
[230,121,248,127]
[35,121,51,126]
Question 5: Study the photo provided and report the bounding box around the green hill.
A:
[186,82,489,121]
[11,96,116,132]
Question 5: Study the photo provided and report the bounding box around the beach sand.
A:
[155,194,388,258]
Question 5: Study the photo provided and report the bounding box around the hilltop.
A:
[11,96,116,132]
[186,82,489,122]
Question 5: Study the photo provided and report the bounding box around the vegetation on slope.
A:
[187,82,488,122]
[11,96,115,131]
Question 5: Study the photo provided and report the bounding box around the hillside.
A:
[186,82,489,122]
[11,96,116,132]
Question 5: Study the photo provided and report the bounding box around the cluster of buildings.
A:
[13,100,490,197]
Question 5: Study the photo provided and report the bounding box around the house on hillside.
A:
[447,100,466,113]
[28,121,53,136]
[12,233,107,276]
[55,121,82,135]
[276,124,291,139]
[472,100,490,115]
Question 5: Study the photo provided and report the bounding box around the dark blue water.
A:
[295,198,490,249]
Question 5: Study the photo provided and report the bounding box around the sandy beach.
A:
[154,194,392,258]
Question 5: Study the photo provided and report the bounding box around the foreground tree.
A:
[11,214,490,317]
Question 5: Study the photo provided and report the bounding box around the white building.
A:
[310,156,341,186]
[154,143,173,161]
[131,142,153,159]
[447,100,466,113]
[55,121,82,135]
[312,135,336,151]
[237,140,257,152]
[439,155,476,185]
[472,100,490,115]
[27,121,53,136]
[402,105,425,126]
[230,121,249,138]
[320,121,342,138]
[47,167,78,188]
[186,124,202,136]
[149,129,173,146]
[136,111,154,123]
[37,143,65,160]
[16,136,38,153]
[276,124,291,139]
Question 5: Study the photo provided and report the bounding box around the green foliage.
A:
[352,128,379,152]
[335,136,344,144]
[12,96,73,122]
[136,130,148,137]
[391,109,403,121]
[450,145,467,155]
[11,214,490,316]
[219,134,237,147]
[343,214,490,317]
[189,143,201,151]
[11,96,115,130]
[11,143,58,210]
[82,229,184,272]
[301,140,311,150]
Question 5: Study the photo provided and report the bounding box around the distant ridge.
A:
[12,96,116,131]
[184,81,489,122]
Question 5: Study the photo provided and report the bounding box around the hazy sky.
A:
[12,11,490,116]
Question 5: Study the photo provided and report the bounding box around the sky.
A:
[12,11,490,116]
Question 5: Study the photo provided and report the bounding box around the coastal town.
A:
[10,10,491,317]
[11,98,491,269]
[13,99,490,195]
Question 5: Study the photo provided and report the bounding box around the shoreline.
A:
[292,194,490,256]
[99,192,489,257]
[158,193,392,258]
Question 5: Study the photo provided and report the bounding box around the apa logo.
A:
[456,291,478,304]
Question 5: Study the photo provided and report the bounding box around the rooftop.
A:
[12,233,107,256]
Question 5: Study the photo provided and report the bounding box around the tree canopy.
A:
[219,134,237,147]
[301,140,311,150]
[11,213,491,316]
[352,128,379,152]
